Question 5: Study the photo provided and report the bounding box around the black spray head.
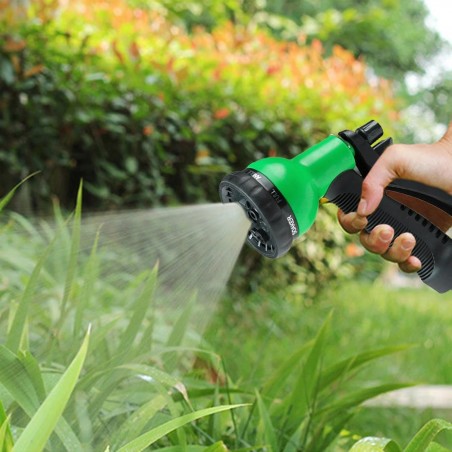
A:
[219,169,297,258]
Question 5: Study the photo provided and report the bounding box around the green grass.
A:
[207,279,452,384]
[0,203,247,451]
[205,278,452,447]
[0,199,451,450]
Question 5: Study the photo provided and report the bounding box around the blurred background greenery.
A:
[0,1,451,449]
[1,0,449,213]
[1,0,450,298]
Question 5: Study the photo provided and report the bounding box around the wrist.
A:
[439,122,452,154]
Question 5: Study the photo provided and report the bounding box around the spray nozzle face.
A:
[219,169,298,258]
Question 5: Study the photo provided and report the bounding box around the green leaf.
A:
[0,347,82,450]
[110,394,168,448]
[255,390,277,452]
[262,340,312,399]
[283,312,332,433]
[13,329,90,452]
[117,265,158,357]
[319,345,411,390]
[117,364,187,396]
[60,182,83,315]
[153,447,205,452]
[306,409,354,451]
[350,437,402,452]
[5,226,61,353]
[204,442,229,452]
[0,172,39,213]
[74,227,101,336]
[148,443,229,452]
[0,346,41,413]
[117,404,247,452]
[17,351,47,402]
[0,414,13,452]
[404,419,452,452]
[163,292,195,372]
[125,156,139,174]
[0,59,15,85]
[0,400,13,451]
[426,442,452,452]
[318,383,415,417]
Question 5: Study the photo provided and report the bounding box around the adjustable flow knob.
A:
[357,120,384,145]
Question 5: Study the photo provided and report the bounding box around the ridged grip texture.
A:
[326,170,452,293]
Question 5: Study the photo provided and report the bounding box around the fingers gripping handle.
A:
[326,170,452,293]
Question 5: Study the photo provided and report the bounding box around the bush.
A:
[0,0,399,209]
[0,0,395,296]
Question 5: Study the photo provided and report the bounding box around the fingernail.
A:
[357,199,367,216]
[401,238,415,250]
[379,229,392,242]
[352,216,367,230]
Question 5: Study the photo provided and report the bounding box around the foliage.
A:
[0,0,399,211]
[0,0,400,296]
[130,0,445,81]
[350,418,452,451]
[421,72,452,127]
[206,279,452,449]
[0,191,247,451]
[257,0,445,80]
[0,192,416,450]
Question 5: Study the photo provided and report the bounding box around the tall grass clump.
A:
[0,188,247,451]
[0,185,445,451]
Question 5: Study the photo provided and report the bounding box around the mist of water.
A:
[4,202,251,352]
[79,202,251,309]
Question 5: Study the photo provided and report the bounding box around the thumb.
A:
[357,145,409,216]
[357,122,452,216]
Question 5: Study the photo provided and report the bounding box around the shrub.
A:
[0,0,395,296]
[0,0,399,210]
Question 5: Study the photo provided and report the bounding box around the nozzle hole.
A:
[247,209,260,222]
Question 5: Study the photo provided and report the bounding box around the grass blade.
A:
[17,351,47,402]
[74,228,101,336]
[117,265,158,356]
[307,409,354,451]
[0,171,39,213]
[59,182,83,317]
[204,442,229,452]
[255,390,277,452]
[0,414,12,452]
[0,400,13,451]
[154,447,205,452]
[350,437,402,451]
[5,231,60,353]
[117,404,247,452]
[155,445,228,452]
[404,419,452,452]
[0,346,41,413]
[280,312,332,438]
[319,345,411,390]
[164,292,195,372]
[13,329,90,452]
[111,394,168,448]
[262,341,312,399]
[426,443,451,452]
[0,347,82,450]
[318,383,415,417]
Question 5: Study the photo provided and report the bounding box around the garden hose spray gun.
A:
[219,120,452,293]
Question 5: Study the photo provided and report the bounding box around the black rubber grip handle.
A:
[326,170,452,293]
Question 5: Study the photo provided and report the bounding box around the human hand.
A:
[338,122,452,272]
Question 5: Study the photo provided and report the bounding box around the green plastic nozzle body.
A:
[247,135,356,236]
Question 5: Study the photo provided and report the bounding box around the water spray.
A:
[219,120,452,293]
